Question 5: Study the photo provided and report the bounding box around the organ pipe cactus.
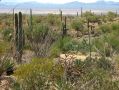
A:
[14,12,25,64]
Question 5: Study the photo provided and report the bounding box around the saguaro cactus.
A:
[30,9,33,31]
[60,9,63,22]
[81,7,83,17]
[15,13,18,51]
[62,16,67,38]
[14,12,25,64]
[77,12,79,16]
[87,19,91,60]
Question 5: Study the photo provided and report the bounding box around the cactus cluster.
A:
[14,12,25,63]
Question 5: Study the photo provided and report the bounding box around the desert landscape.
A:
[0,0,119,90]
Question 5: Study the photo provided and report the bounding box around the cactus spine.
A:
[14,12,24,64]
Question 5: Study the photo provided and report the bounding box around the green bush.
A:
[2,28,13,41]
[27,23,58,57]
[50,36,89,54]
[107,11,117,21]
[99,24,111,33]
[14,58,64,90]
[96,58,113,71]
[0,58,14,76]
[47,14,61,26]
[0,41,10,55]
[73,58,118,90]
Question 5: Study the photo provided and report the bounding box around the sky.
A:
[1,0,119,4]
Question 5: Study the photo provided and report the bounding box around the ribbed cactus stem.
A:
[116,10,117,17]
[30,9,33,31]
[62,16,67,38]
[15,13,18,51]
[13,8,14,27]
[81,7,83,17]
[60,9,62,22]
[77,12,78,16]
[14,12,24,64]
[18,12,23,49]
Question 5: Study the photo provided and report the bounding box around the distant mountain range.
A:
[0,1,119,10]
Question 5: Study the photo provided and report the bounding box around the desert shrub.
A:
[0,57,14,76]
[111,22,119,33]
[47,14,61,26]
[83,11,99,23]
[107,11,117,21]
[0,41,10,55]
[71,18,84,36]
[27,24,58,57]
[73,57,118,90]
[50,36,89,55]
[14,58,64,90]
[14,57,119,90]
[106,33,119,52]
[2,28,13,41]
[99,24,111,33]
[96,58,114,71]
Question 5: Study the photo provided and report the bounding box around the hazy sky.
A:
[2,0,119,3]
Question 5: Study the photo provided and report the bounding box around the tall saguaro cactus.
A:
[60,9,63,22]
[81,7,83,17]
[30,9,33,31]
[14,12,25,64]
[87,19,91,61]
[77,12,79,16]
[62,16,67,38]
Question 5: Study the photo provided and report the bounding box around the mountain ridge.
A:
[0,1,119,10]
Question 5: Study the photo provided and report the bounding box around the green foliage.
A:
[2,28,13,41]
[97,58,113,71]
[51,37,90,57]
[27,23,58,57]
[0,58,14,76]
[106,33,119,52]
[73,57,118,90]
[0,41,9,55]
[99,23,111,33]
[71,18,84,31]
[107,11,117,21]
[83,11,99,22]
[14,58,64,90]
[47,14,61,26]
[32,24,49,41]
